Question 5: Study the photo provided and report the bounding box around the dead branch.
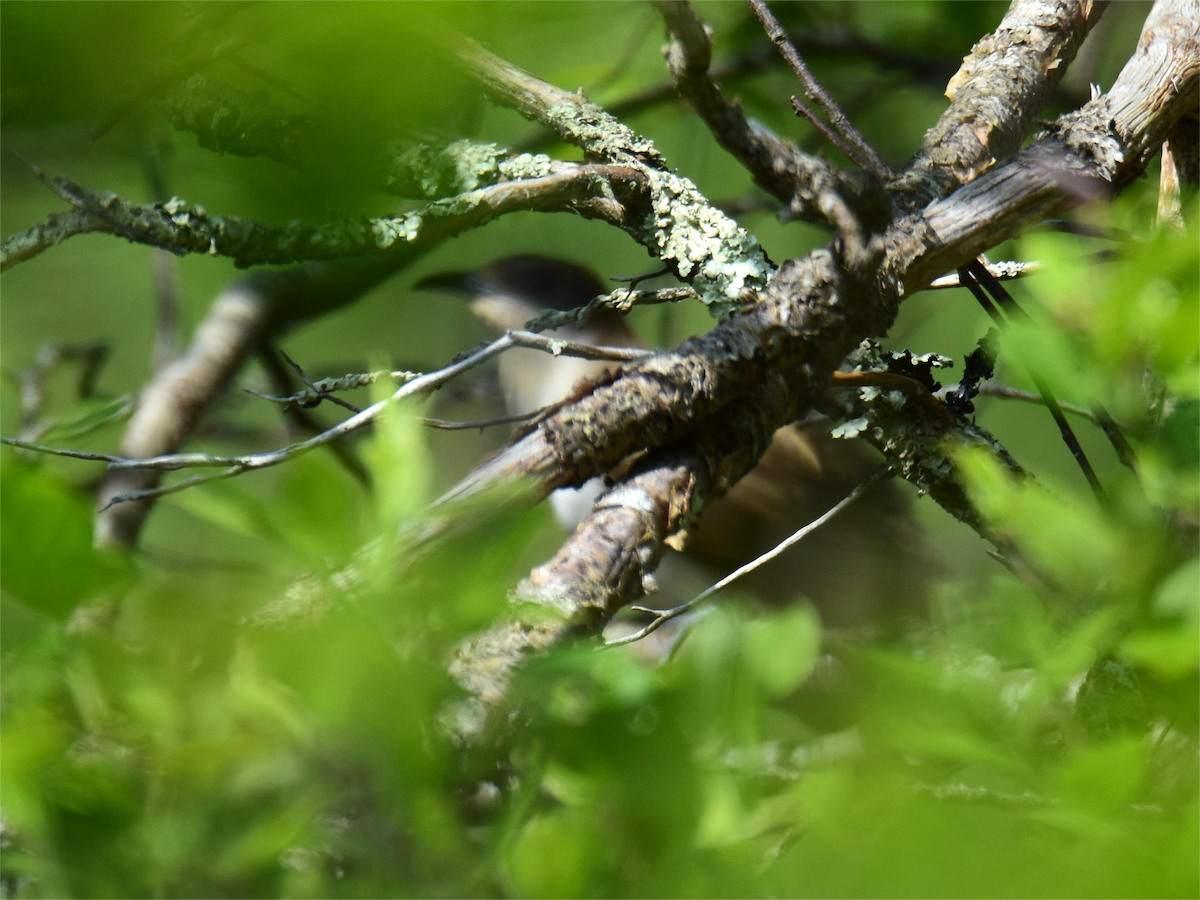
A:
[891,0,1109,211]
[443,0,1195,739]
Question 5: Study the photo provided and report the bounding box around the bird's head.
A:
[414,254,608,334]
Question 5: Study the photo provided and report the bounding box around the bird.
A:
[415,254,931,630]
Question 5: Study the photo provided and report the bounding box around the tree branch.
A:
[10,331,651,509]
[651,1,880,228]
[457,37,774,313]
[1,163,637,271]
[0,208,104,272]
[94,257,406,546]
[890,0,1110,211]
[439,0,1195,737]
[744,0,893,183]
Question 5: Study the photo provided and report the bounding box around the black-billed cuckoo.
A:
[417,255,930,627]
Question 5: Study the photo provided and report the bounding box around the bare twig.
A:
[787,96,869,171]
[524,287,699,333]
[420,411,542,432]
[957,263,1105,500]
[599,29,964,126]
[926,260,1042,289]
[924,249,1119,291]
[605,476,879,648]
[245,369,421,408]
[652,0,878,228]
[7,330,649,508]
[279,349,364,413]
[98,466,246,512]
[968,260,1138,474]
[256,347,371,486]
[744,0,893,183]
[973,383,1099,422]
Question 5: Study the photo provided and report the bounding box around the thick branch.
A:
[448,0,1195,552]
[448,370,794,740]
[891,0,1109,211]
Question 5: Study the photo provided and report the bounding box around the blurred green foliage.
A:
[1,2,1195,898]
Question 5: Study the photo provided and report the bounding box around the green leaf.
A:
[743,605,822,697]
[0,463,97,618]
[1053,737,1145,812]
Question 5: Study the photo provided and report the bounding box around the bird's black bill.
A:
[412,269,481,295]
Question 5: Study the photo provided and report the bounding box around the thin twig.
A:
[245,370,421,407]
[745,0,892,183]
[420,411,541,432]
[969,260,1137,475]
[98,466,246,512]
[586,29,964,131]
[3,330,650,508]
[973,383,1098,422]
[256,347,371,486]
[957,263,1105,501]
[926,260,1042,290]
[279,349,364,413]
[524,287,698,333]
[605,476,879,648]
[789,96,866,169]
[925,250,1119,291]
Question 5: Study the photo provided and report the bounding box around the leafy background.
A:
[1,2,1196,897]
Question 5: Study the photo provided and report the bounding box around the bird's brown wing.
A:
[679,423,933,627]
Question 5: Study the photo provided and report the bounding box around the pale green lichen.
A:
[385,141,558,199]
[541,95,661,164]
[371,213,424,248]
[444,140,504,193]
[640,169,773,315]
[828,340,1019,517]
[831,416,870,439]
[497,152,558,181]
